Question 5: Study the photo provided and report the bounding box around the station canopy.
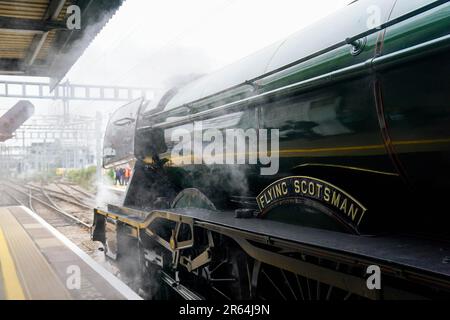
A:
[0,0,124,87]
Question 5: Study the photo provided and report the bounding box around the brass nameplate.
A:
[256,176,367,227]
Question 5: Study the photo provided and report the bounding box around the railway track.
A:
[58,181,96,200]
[28,182,96,208]
[3,182,91,229]
[0,181,101,258]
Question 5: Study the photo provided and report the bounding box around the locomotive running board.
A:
[93,206,450,294]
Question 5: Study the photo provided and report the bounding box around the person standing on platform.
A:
[119,167,125,185]
[124,166,131,185]
[114,167,121,186]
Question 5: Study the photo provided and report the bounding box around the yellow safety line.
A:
[0,227,25,300]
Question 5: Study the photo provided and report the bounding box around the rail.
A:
[3,182,92,229]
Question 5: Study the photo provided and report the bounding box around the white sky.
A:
[0,0,352,117]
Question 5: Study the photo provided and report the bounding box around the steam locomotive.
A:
[93,0,450,299]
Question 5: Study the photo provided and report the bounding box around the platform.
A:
[0,206,141,300]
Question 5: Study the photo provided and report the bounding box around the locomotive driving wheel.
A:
[250,254,363,300]
[194,247,252,300]
[199,245,363,300]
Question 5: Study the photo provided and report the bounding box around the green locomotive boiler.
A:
[93,0,450,299]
